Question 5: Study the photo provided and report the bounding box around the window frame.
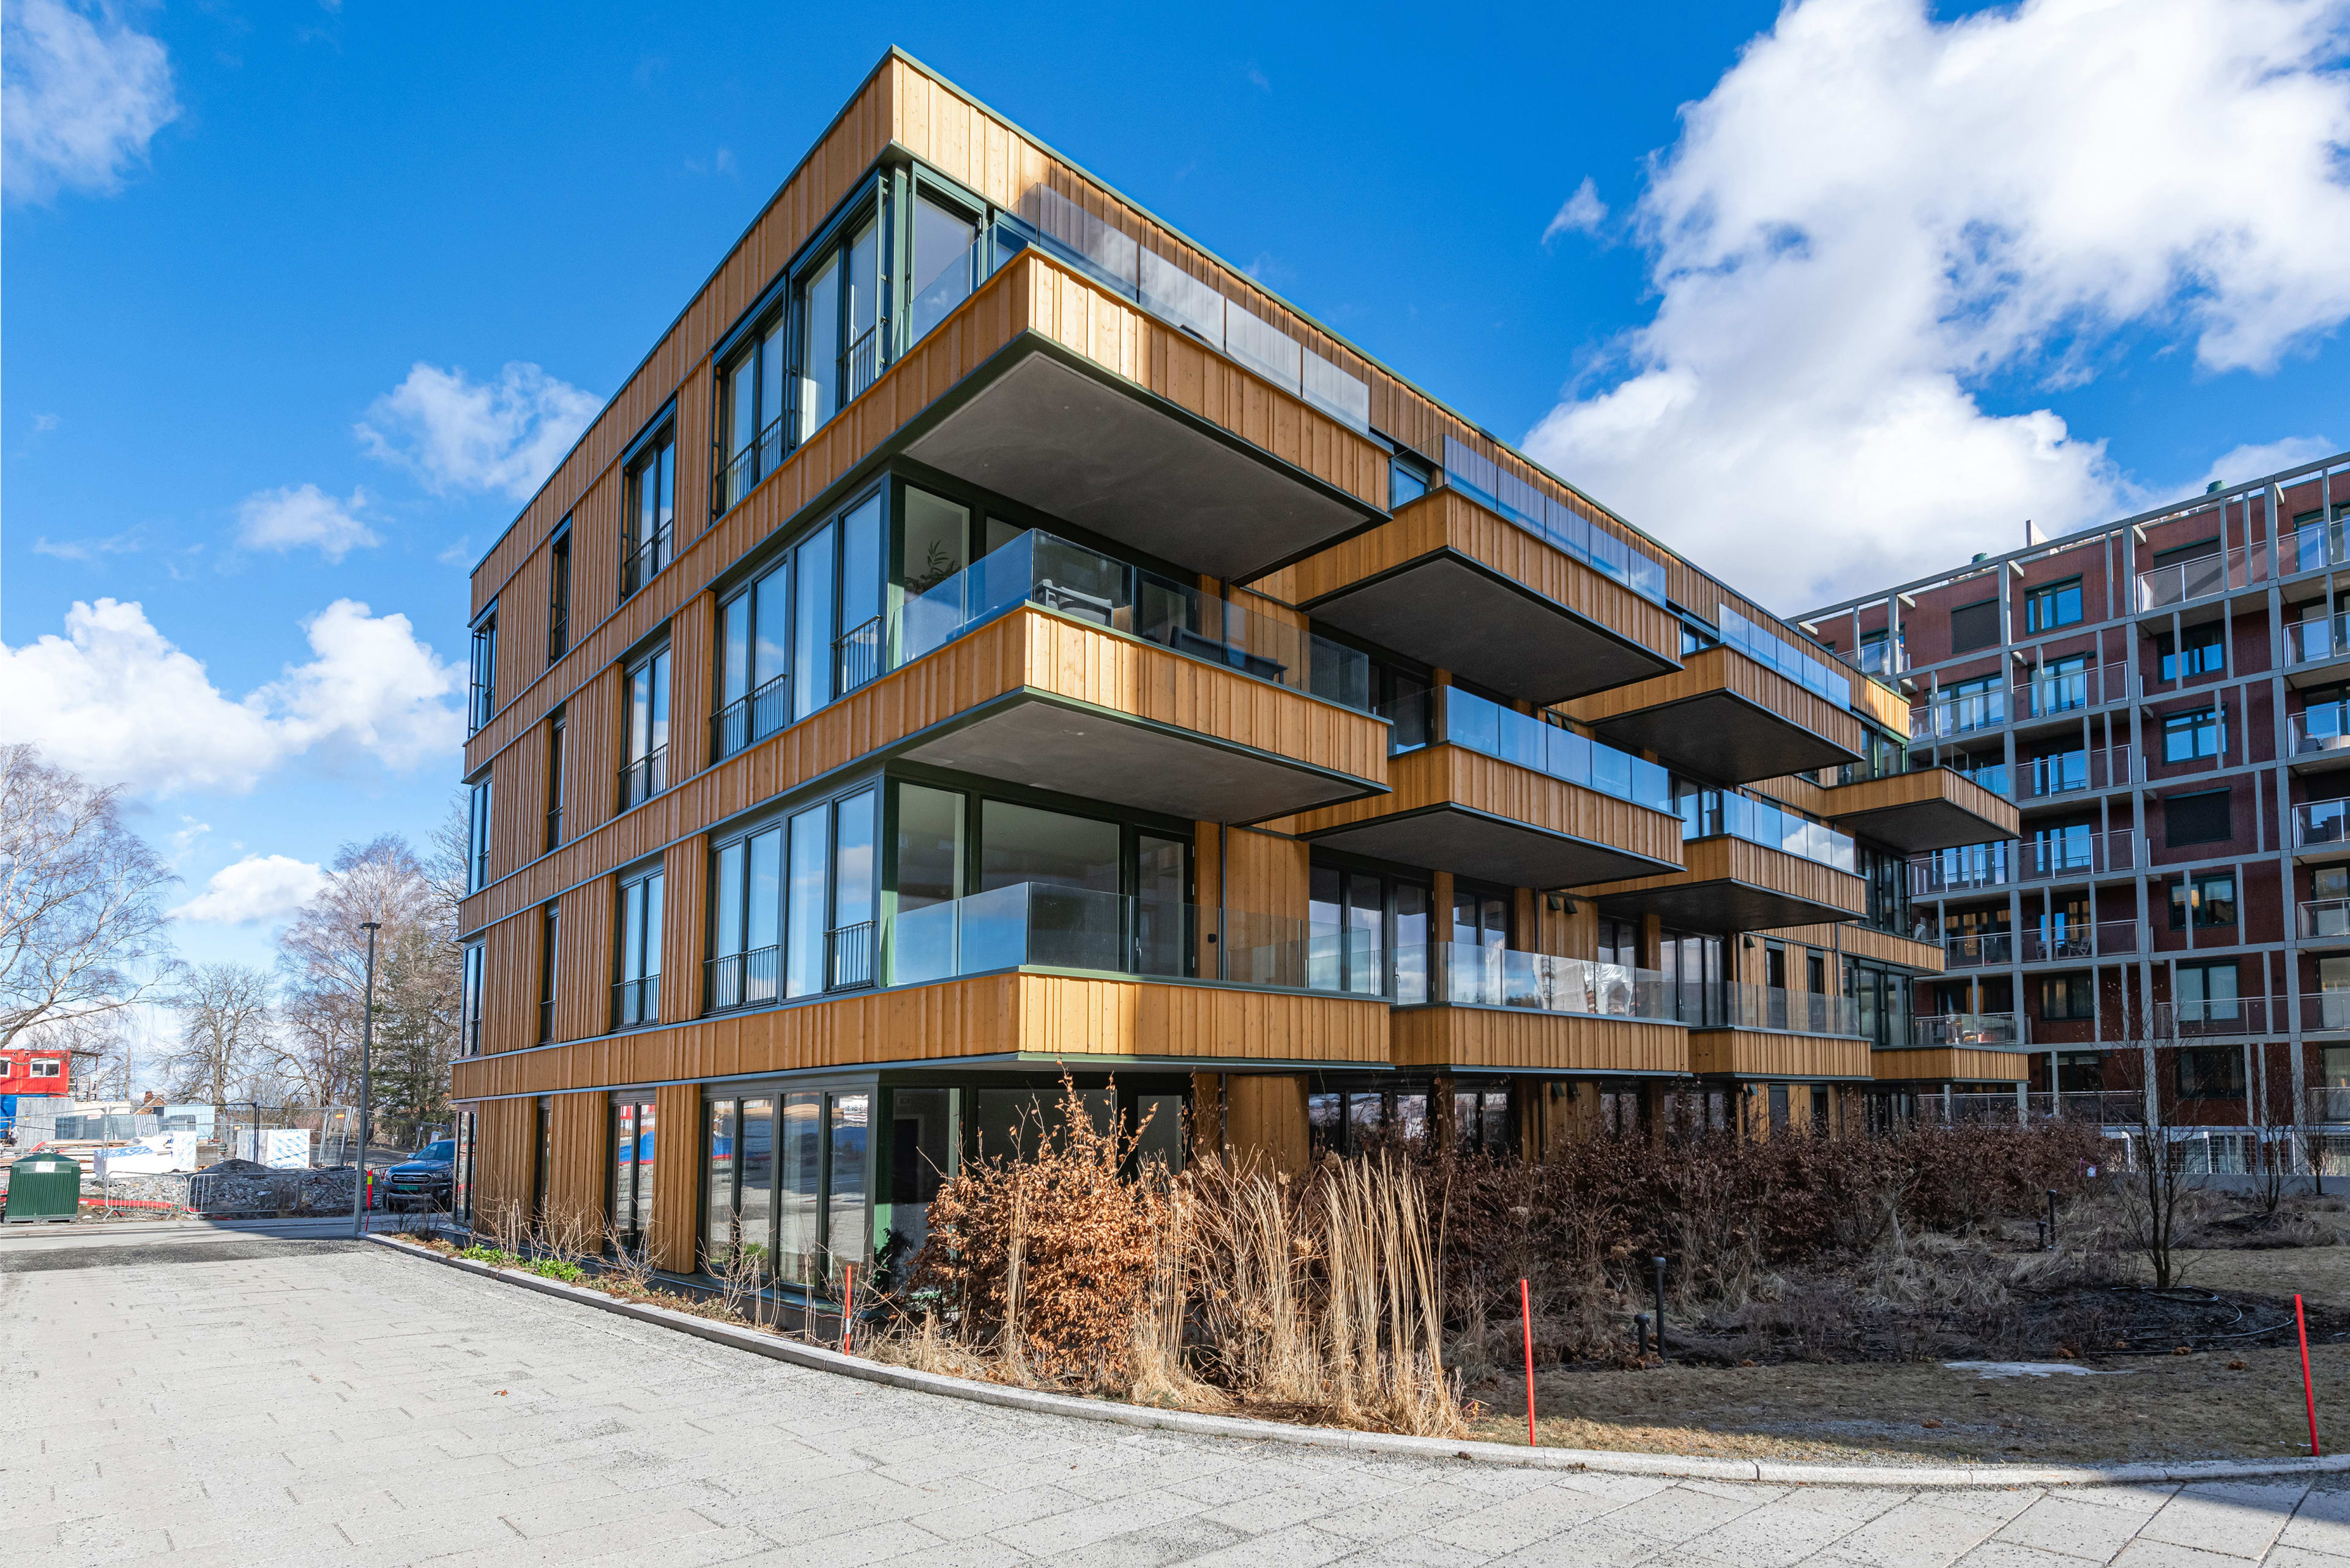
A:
[619,640,673,810]
[619,415,677,601]
[467,605,497,734]
[2163,785,2232,846]
[465,775,493,893]
[547,519,572,662]
[790,177,888,444]
[2038,973,2095,1021]
[2023,575,2083,633]
[2161,707,2224,764]
[2169,871,2238,929]
[613,866,666,1028]
[460,943,485,1055]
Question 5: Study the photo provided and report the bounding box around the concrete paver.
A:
[2,1236,2344,1567]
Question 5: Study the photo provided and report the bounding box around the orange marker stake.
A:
[2299,1293,2320,1457]
[1521,1277,1537,1447]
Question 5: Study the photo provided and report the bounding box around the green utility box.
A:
[4,1154,83,1222]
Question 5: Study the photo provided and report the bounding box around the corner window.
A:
[2169,872,2237,928]
[2161,707,2223,764]
[619,643,671,810]
[466,776,492,892]
[621,429,675,600]
[467,608,496,733]
[547,523,572,662]
[2024,577,2083,632]
[613,868,665,1028]
[908,190,981,344]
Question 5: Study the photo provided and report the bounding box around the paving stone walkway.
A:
[4,1237,2348,1567]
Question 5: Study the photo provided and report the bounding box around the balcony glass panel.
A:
[1721,983,1862,1036]
[889,881,1360,992]
[2287,614,2350,668]
[1379,687,1674,814]
[2296,796,2350,849]
[1912,842,2013,893]
[1717,605,1852,709]
[1439,436,1668,603]
[1913,1012,2020,1047]
[1911,687,2007,739]
[2293,704,2350,758]
[897,529,1373,711]
[1680,789,1857,873]
[2302,899,2350,939]
[1412,941,1671,1020]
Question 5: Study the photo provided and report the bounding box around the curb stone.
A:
[368,1234,2350,1490]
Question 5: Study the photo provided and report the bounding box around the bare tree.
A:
[160,963,274,1106]
[28,1009,140,1101]
[2113,1025,2204,1289]
[0,745,179,1047]
[276,832,460,1139]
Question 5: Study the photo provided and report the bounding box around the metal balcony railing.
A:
[2156,996,2277,1037]
[2313,1087,2350,1122]
[2020,746,2133,797]
[1943,933,2013,969]
[835,616,882,697]
[1911,688,2006,739]
[619,521,672,600]
[843,326,880,405]
[611,976,660,1029]
[711,673,791,763]
[827,922,876,991]
[618,745,668,812]
[705,945,781,1013]
[2287,614,2350,670]
[719,416,787,513]
[2016,663,2128,717]
[2017,830,2134,883]
[2303,994,2350,1033]
[1913,1012,2021,1047]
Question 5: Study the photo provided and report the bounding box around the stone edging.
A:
[367,1234,2350,1490]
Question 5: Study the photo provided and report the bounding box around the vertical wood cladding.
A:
[1223,1074,1310,1177]
[553,878,615,1043]
[665,594,714,782]
[551,1089,610,1236]
[449,974,1390,1101]
[652,1081,701,1272]
[660,837,707,1026]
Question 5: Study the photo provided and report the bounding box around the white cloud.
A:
[1524,0,2350,611]
[169,854,326,924]
[32,524,142,561]
[356,361,599,501]
[0,597,462,796]
[2192,435,2339,498]
[2,0,179,203]
[236,482,380,561]
[1542,177,1606,245]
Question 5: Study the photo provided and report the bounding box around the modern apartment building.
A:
[1799,452,2350,1167]
[449,50,2018,1294]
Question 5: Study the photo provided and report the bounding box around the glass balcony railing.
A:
[1914,1012,2020,1047]
[1380,687,1674,813]
[2133,514,2350,611]
[2292,705,2350,760]
[898,528,1373,711]
[2288,615,2350,669]
[1439,436,1669,604]
[1911,688,2006,739]
[2157,996,2277,1037]
[1957,763,2010,798]
[888,881,1361,993]
[2314,1086,2350,1122]
[2019,663,2127,714]
[1013,185,1373,431]
[1417,942,1671,1020]
[1680,790,1857,873]
[1717,605,1853,708]
[2303,899,2350,939]
[2021,919,2140,961]
[1723,983,1862,1036]
[1943,933,2013,968]
[2021,746,2132,797]
[1912,842,2013,893]
[2295,796,2350,851]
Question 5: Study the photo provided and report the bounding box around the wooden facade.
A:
[1869,1047,2035,1084]
[449,48,1980,1256]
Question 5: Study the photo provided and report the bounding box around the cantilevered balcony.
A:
[1289,688,1683,887]
[1815,766,2017,853]
[1565,643,1863,784]
[1256,488,1682,705]
[1586,794,1867,931]
[1388,942,1688,1077]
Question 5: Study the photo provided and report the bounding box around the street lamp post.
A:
[349,920,382,1238]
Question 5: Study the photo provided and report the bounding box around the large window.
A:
[706,787,877,1010]
[2174,960,2239,1025]
[2039,974,2095,1021]
[545,710,566,851]
[1308,863,1432,1000]
[466,777,492,892]
[467,608,496,734]
[700,1086,867,1293]
[614,868,664,1028]
[2024,577,2083,632]
[2176,1047,2246,1100]
[907,191,980,343]
[715,558,791,756]
[709,488,886,755]
[797,209,881,439]
[2162,707,2223,763]
[621,643,671,809]
[610,1097,656,1252]
[1662,928,1724,1028]
[621,429,675,599]
[719,313,788,510]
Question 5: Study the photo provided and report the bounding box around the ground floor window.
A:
[696,1085,868,1296]
[2057,1051,2104,1092]
[1308,1085,1433,1154]
[610,1097,657,1251]
[1452,1079,1511,1155]
[2175,1047,2245,1100]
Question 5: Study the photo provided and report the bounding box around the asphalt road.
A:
[4,1231,2348,1566]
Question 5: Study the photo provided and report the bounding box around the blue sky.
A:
[6,0,2350,978]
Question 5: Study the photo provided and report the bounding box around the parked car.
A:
[379,1139,457,1212]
